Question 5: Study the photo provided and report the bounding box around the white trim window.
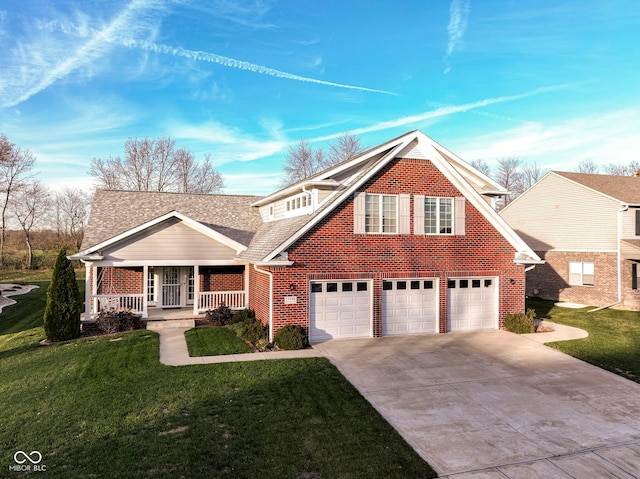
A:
[569,261,595,286]
[424,197,453,235]
[365,194,397,233]
[285,192,313,217]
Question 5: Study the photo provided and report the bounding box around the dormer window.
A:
[285,192,313,217]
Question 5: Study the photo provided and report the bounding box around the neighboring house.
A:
[500,171,640,310]
[72,130,542,341]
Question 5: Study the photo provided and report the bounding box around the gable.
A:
[241,130,539,264]
[101,217,238,262]
[501,172,619,251]
[82,190,263,251]
[287,157,520,269]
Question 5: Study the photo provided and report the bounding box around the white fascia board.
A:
[426,136,506,192]
[81,210,248,256]
[254,260,295,267]
[88,259,245,268]
[425,140,542,263]
[68,253,104,261]
[262,136,415,262]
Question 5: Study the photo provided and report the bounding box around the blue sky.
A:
[1,0,639,194]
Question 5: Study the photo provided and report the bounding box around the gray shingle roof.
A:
[554,172,640,204]
[82,190,264,250]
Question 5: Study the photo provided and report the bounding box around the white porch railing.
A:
[93,294,145,314]
[198,291,246,311]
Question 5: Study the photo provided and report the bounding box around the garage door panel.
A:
[310,281,371,341]
[448,277,497,331]
[383,279,439,335]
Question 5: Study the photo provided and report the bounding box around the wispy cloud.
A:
[170,120,289,164]
[1,0,159,108]
[311,84,570,142]
[454,108,640,168]
[444,0,470,73]
[121,39,397,96]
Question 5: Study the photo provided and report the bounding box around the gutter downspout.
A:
[618,204,629,304]
[253,264,274,342]
[617,204,629,303]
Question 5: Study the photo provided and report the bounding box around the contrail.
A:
[122,39,398,96]
[444,0,471,73]
[3,0,155,108]
[311,85,571,141]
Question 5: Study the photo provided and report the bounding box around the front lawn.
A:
[0,281,436,478]
[185,326,253,356]
[527,297,640,383]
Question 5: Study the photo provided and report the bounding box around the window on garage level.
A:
[632,263,639,290]
[569,262,595,286]
[365,194,397,233]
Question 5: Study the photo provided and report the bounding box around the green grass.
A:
[185,326,253,356]
[527,297,640,383]
[0,280,435,478]
[0,269,55,283]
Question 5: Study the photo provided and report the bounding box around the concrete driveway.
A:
[313,329,640,478]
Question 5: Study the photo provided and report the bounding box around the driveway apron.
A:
[313,331,640,478]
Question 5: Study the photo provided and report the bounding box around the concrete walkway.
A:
[146,320,323,366]
[313,323,640,479]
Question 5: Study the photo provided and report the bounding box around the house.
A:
[500,171,640,310]
[73,130,542,341]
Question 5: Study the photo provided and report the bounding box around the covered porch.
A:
[83,263,249,320]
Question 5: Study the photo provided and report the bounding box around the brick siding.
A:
[259,157,526,336]
[97,266,144,294]
[199,266,244,292]
[528,251,640,310]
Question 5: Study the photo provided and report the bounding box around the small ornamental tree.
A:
[43,248,82,341]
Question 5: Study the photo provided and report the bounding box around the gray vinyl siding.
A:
[102,218,237,261]
[621,208,640,238]
[500,173,619,251]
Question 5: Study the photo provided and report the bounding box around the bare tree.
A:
[12,181,51,269]
[89,136,224,194]
[281,132,366,186]
[520,162,547,190]
[492,156,522,207]
[470,159,491,176]
[88,156,122,189]
[281,139,326,186]
[576,158,599,174]
[174,150,225,194]
[326,132,365,166]
[0,135,36,266]
[602,160,640,176]
[53,188,91,251]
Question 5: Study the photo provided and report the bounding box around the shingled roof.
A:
[81,190,264,250]
[554,172,640,204]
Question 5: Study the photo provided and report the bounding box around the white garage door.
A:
[383,279,439,335]
[309,280,371,341]
[448,277,497,331]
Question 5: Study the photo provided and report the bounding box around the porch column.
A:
[91,265,99,314]
[142,265,149,318]
[84,262,92,320]
[193,265,200,315]
[244,264,250,308]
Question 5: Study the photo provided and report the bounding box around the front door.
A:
[162,267,182,308]
[159,267,194,308]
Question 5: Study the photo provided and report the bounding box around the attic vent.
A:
[397,143,428,160]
